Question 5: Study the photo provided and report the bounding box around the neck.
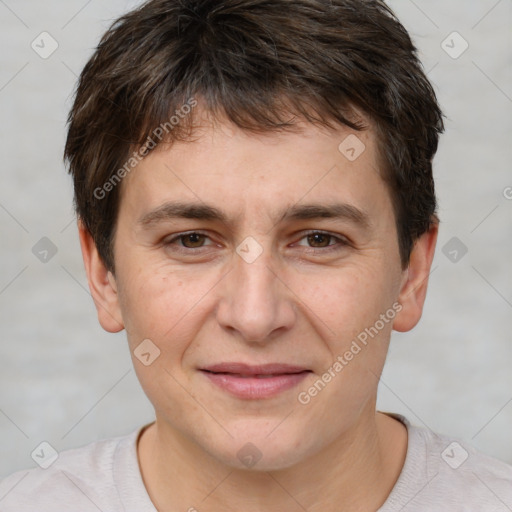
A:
[137,407,407,512]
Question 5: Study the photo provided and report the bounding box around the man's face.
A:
[105,113,410,470]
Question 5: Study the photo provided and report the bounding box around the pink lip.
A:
[200,363,311,400]
[202,362,309,375]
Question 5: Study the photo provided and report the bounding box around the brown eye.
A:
[294,231,349,253]
[306,233,332,248]
[180,233,207,248]
[163,231,217,255]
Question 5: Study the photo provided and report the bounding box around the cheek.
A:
[288,263,393,335]
[117,270,186,345]
[117,263,223,356]
[118,272,203,395]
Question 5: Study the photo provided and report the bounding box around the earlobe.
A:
[393,222,439,333]
[78,221,124,333]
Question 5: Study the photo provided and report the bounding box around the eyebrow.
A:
[138,201,371,230]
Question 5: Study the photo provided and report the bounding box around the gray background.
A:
[0,0,511,478]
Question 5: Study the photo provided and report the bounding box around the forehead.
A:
[118,113,392,230]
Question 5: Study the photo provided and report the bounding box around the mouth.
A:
[199,363,312,399]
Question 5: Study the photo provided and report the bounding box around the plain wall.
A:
[0,0,511,478]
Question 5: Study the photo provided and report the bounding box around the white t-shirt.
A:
[1,413,511,511]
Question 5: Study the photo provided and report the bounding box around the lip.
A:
[200,363,311,399]
[202,362,309,375]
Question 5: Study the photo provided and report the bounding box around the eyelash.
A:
[163,230,349,254]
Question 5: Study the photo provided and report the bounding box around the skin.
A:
[79,108,438,512]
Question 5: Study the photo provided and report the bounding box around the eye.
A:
[164,231,214,250]
[162,230,349,255]
[295,230,349,251]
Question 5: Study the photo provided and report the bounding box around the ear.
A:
[393,222,438,332]
[78,221,124,333]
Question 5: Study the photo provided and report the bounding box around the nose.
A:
[215,246,296,344]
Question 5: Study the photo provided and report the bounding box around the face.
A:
[83,110,435,471]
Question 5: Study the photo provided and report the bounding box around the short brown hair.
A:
[64,0,444,272]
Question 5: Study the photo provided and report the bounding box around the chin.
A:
[205,423,315,472]
[218,446,308,472]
